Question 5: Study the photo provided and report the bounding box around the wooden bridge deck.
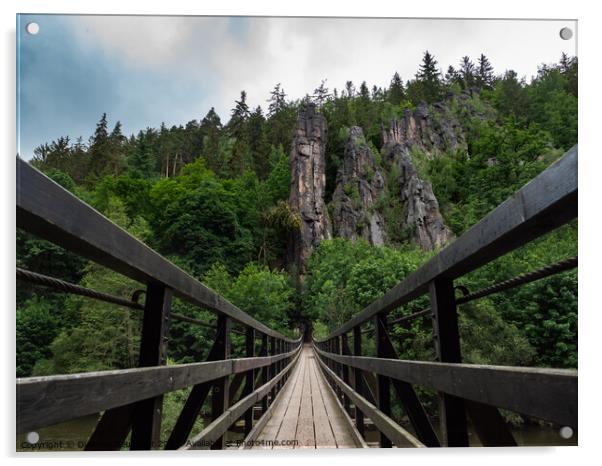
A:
[251,345,361,449]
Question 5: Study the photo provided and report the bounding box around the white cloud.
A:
[68,16,577,121]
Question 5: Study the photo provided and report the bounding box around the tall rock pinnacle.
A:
[288,104,332,274]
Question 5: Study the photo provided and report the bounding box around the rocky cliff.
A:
[382,142,454,250]
[331,126,387,246]
[381,90,491,158]
[288,104,332,274]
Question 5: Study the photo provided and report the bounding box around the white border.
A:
[2,1,599,465]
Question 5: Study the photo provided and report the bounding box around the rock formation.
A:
[331,126,386,246]
[288,104,332,274]
[382,142,454,251]
[382,90,492,158]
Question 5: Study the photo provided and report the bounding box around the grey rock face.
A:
[331,126,387,246]
[288,104,332,273]
[382,102,466,158]
[384,143,454,251]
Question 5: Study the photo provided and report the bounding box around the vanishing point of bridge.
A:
[16,146,577,449]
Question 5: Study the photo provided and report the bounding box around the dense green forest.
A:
[17,48,577,408]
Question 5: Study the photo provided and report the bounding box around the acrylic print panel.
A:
[16,15,577,451]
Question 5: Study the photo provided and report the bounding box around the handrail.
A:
[313,346,577,428]
[312,146,578,448]
[16,157,304,450]
[16,157,294,342]
[17,346,301,434]
[317,144,577,342]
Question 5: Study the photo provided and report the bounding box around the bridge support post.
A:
[131,282,172,450]
[243,328,255,437]
[341,333,351,414]
[352,327,365,437]
[430,277,469,447]
[210,314,231,449]
[269,336,276,405]
[374,312,392,448]
[260,334,268,414]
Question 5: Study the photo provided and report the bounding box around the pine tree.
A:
[267,83,287,118]
[476,54,495,89]
[444,65,461,88]
[415,50,443,102]
[228,91,252,175]
[388,72,405,105]
[345,81,355,98]
[312,79,331,107]
[459,56,476,89]
[87,113,111,182]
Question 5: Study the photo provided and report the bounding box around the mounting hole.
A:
[26,431,40,444]
[25,22,40,35]
[559,27,573,40]
[559,426,573,439]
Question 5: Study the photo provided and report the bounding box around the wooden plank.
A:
[310,351,367,448]
[271,351,305,448]
[246,352,304,449]
[16,157,295,343]
[308,354,337,448]
[315,351,424,448]
[314,347,577,428]
[321,145,577,340]
[253,350,304,449]
[294,350,315,449]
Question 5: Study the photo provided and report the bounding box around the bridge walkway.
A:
[250,345,363,449]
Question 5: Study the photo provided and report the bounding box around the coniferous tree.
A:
[86,113,111,182]
[476,54,495,89]
[444,65,461,88]
[344,81,355,98]
[267,83,286,118]
[388,72,405,105]
[459,56,476,89]
[228,91,252,175]
[199,108,223,173]
[414,50,443,103]
[312,79,331,107]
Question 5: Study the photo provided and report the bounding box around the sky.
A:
[16,15,577,159]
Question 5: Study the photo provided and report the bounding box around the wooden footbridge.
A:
[16,146,578,450]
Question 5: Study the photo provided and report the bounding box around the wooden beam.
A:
[313,347,577,428]
[210,315,230,450]
[430,277,468,447]
[352,327,365,437]
[375,313,392,448]
[130,282,172,450]
[243,328,255,436]
[17,350,297,435]
[374,316,440,447]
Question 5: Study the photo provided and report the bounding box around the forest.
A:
[17,51,577,435]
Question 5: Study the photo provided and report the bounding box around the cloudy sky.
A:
[16,15,576,159]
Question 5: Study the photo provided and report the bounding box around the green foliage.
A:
[16,298,59,377]
[203,262,296,336]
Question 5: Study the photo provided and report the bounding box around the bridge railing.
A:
[313,145,578,448]
[16,157,303,450]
